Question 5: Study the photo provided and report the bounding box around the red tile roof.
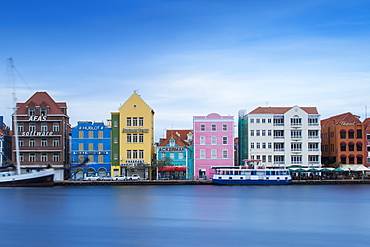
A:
[15,92,67,115]
[249,106,318,114]
[321,112,362,126]
[165,130,192,140]
[158,132,190,147]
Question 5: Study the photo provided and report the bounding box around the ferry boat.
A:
[212,159,292,185]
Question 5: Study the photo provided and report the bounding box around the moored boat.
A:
[0,169,55,187]
[212,159,292,185]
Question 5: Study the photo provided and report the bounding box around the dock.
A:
[55,179,370,186]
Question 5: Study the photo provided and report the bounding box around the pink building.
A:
[193,113,234,179]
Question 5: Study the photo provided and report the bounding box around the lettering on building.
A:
[78,126,105,130]
[73,151,108,155]
[28,116,47,121]
[122,128,149,133]
[158,147,185,152]
[22,131,54,136]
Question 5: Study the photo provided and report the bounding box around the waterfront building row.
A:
[3,91,370,181]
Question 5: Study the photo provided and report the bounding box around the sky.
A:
[0,0,369,140]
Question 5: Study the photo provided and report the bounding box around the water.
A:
[1,185,370,247]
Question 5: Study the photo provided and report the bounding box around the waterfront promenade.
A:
[55,179,370,186]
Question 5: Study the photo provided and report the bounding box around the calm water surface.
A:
[1,185,370,247]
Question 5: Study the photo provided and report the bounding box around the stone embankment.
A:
[55,179,370,186]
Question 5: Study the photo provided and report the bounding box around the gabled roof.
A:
[165,130,192,140]
[363,118,370,131]
[249,106,318,115]
[321,112,362,126]
[158,132,189,147]
[119,91,154,113]
[15,92,67,115]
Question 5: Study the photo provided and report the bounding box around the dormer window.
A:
[170,139,175,147]
[28,108,35,116]
[40,108,47,116]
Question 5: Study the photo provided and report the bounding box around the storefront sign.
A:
[28,116,47,121]
[78,126,105,130]
[158,147,185,152]
[122,128,149,133]
[21,131,54,136]
[73,151,108,155]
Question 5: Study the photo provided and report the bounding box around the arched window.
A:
[340,154,346,164]
[348,129,354,139]
[340,129,346,139]
[357,154,363,164]
[356,142,362,151]
[340,142,346,151]
[349,154,355,164]
[348,142,354,151]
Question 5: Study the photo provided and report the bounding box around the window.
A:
[28,108,35,116]
[127,134,132,143]
[29,123,36,132]
[40,108,47,116]
[41,139,47,146]
[29,153,36,162]
[223,136,228,145]
[88,155,94,163]
[133,150,138,159]
[291,155,302,164]
[256,119,260,123]
[98,143,103,151]
[79,131,84,139]
[256,130,260,136]
[291,130,302,139]
[19,153,24,162]
[139,150,144,159]
[309,155,319,164]
[268,155,272,162]
[127,117,132,127]
[357,129,362,139]
[170,153,174,159]
[262,155,266,162]
[211,149,217,159]
[256,143,260,149]
[250,130,254,136]
[200,136,205,145]
[308,143,319,151]
[88,131,93,138]
[268,130,272,136]
[179,152,184,159]
[53,123,60,132]
[268,142,272,149]
[98,155,103,163]
[268,119,272,123]
[222,150,228,159]
[273,117,284,126]
[53,138,60,147]
[114,153,118,160]
[212,124,216,131]
[29,138,36,147]
[262,130,266,136]
[41,153,48,162]
[340,130,346,139]
[223,124,227,131]
[18,123,24,132]
[114,137,118,143]
[357,156,363,164]
[127,150,132,159]
[357,143,362,151]
[200,124,205,131]
[132,134,138,143]
[211,136,216,145]
[308,130,319,138]
[79,143,84,151]
[98,131,103,138]
[291,115,302,126]
[114,121,118,127]
[262,143,266,149]
[348,130,354,139]
[41,123,48,131]
[139,134,144,143]
[349,143,354,151]
[274,130,284,139]
[139,117,144,127]
[291,142,302,151]
[250,119,254,124]
[133,117,138,127]
[274,143,284,151]
[200,149,205,159]
[251,143,255,149]
[88,143,93,151]
[262,119,266,123]
[308,118,319,126]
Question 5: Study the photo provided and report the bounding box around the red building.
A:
[12,92,70,180]
[363,118,370,167]
[321,113,365,166]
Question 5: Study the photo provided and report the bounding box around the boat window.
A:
[266,171,271,175]
[271,171,276,175]
[251,171,256,175]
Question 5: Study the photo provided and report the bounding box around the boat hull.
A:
[212,178,292,185]
[0,169,55,187]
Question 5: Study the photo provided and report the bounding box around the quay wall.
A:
[55,179,370,186]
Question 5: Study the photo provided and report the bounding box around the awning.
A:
[340,154,347,158]
[160,166,186,172]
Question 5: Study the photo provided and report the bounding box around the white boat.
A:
[0,58,55,187]
[212,159,292,185]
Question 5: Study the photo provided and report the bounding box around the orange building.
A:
[321,113,365,166]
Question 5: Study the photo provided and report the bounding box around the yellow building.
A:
[111,91,155,179]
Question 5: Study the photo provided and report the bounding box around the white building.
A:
[246,106,321,167]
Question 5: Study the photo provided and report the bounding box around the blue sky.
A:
[1,0,369,139]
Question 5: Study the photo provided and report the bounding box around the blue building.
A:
[70,121,111,180]
[0,116,12,167]
[156,130,194,180]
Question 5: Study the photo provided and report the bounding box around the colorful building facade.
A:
[111,91,155,179]
[239,106,321,168]
[12,92,70,180]
[0,116,12,167]
[321,112,365,166]
[193,113,234,179]
[70,121,111,180]
[156,130,193,180]
[363,118,370,167]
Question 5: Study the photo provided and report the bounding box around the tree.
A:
[152,157,173,180]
